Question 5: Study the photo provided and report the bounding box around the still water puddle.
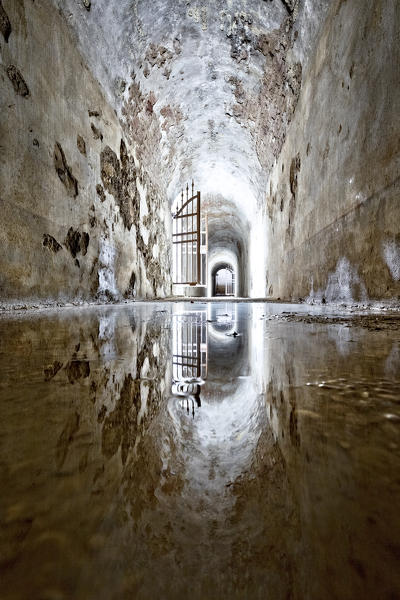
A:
[0,302,399,599]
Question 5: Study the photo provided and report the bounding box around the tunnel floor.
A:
[0,302,399,599]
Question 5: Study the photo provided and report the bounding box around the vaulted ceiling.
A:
[55,0,330,290]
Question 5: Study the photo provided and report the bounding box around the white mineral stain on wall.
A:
[141,226,150,246]
[137,178,148,219]
[139,383,149,423]
[141,356,150,379]
[307,257,368,304]
[383,240,400,281]
[324,258,367,303]
[98,236,119,298]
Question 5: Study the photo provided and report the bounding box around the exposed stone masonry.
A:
[226,14,303,175]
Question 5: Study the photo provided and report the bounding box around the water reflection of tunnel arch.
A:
[207,303,249,384]
[211,262,236,297]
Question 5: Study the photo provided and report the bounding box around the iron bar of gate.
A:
[173,361,198,370]
[175,212,197,219]
[197,188,200,284]
[173,231,197,237]
[187,190,189,284]
[173,354,198,361]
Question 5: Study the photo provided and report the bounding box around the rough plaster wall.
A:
[265,0,400,303]
[50,0,330,299]
[0,0,171,305]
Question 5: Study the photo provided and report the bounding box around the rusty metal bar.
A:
[185,189,188,285]
[175,196,199,217]
[197,191,201,284]
[191,194,193,283]
[173,231,197,237]
[174,212,198,219]
[173,237,195,242]
[173,234,196,242]
[173,354,197,361]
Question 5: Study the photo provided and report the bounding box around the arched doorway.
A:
[212,264,235,297]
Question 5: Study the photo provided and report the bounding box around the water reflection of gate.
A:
[173,311,207,380]
[172,311,208,416]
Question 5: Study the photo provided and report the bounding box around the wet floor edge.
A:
[1,297,399,321]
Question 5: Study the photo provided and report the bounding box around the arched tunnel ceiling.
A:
[54,0,329,217]
[205,195,248,263]
[55,0,330,294]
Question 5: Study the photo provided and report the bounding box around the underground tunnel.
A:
[0,0,400,598]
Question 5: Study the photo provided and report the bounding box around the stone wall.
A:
[265,0,400,303]
[0,0,171,306]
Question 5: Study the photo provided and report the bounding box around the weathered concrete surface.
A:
[0,0,171,305]
[51,0,330,298]
[265,0,400,303]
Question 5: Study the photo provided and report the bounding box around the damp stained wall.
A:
[0,0,172,305]
[50,0,330,301]
[265,0,400,303]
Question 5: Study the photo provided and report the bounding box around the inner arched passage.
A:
[212,263,235,297]
[205,194,250,298]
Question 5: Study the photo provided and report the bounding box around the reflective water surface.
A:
[0,302,399,600]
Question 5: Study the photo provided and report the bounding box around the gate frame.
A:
[172,182,201,286]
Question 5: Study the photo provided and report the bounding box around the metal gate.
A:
[173,182,206,285]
